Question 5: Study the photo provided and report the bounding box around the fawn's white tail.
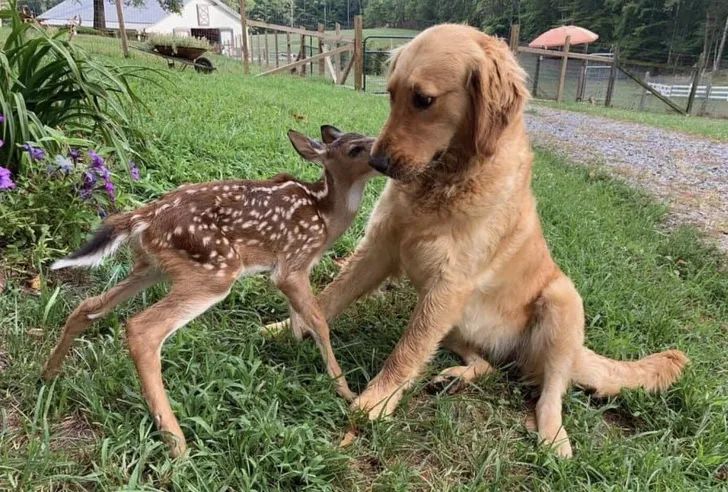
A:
[51,215,141,270]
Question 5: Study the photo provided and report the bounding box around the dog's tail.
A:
[51,213,144,270]
[572,347,688,397]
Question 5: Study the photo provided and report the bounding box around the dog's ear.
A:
[469,37,529,157]
[386,43,406,75]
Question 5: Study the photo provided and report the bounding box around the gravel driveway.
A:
[525,106,728,253]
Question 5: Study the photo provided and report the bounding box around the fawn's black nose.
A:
[369,154,390,174]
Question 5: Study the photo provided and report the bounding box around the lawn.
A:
[1,34,728,491]
[531,99,728,142]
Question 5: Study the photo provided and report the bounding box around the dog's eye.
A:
[412,92,434,109]
[348,146,363,157]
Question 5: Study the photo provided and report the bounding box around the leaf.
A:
[27,274,41,293]
[27,328,44,338]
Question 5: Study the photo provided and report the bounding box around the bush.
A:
[0,0,155,174]
[0,0,158,269]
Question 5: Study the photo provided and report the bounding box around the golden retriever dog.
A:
[273,24,688,457]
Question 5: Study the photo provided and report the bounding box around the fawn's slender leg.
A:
[263,220,399,336]
[42,259,162,380]
[125,282,231,457]
[276,272,356,402]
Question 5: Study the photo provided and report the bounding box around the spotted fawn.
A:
[43,126,377,457]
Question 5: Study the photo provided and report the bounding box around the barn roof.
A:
[40,0,170,26]
[39,0,240,28]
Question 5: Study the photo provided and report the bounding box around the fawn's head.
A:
[287,126,376,186]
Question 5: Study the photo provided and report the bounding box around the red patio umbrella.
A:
[528,25,598,48]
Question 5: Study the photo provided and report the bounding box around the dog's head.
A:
[370,24,529,180]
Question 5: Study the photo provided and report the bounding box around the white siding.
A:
[149,0,241,36]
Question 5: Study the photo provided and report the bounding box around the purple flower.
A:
[130,162,140,181]
[83,170,97,187]
[103,180,116,202]
[69,148,81,162]
[22,144,46,162]
[0,139,3,148]
[80,170,97,199]
[88,150,105,168]
[0,166,15,190]
[0,114,5,124]
[54,155,73,174]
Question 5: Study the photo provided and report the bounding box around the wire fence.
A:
[517,50,728,118]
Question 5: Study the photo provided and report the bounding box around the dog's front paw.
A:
[261,318,289,337]
[350,384,403,420]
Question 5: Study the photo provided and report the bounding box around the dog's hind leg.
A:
[429,330,494,390]
[526,275,585,458]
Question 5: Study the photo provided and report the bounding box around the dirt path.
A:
[525,106,728,253]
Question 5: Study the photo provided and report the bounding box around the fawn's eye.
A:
[412,92,434,109]
[348,146,364,157]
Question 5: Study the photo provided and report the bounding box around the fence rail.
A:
[241,15,364,90]
[648,83,728,100]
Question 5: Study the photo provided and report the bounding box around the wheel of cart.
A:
[193,56,214,74]
[134,44,217,74]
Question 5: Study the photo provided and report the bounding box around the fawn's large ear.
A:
[320,125,343,144]
[469,36,529,157]
[288,130,325,163]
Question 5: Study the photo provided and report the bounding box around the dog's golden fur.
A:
[289,24,687,456]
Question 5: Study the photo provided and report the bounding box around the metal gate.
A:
[363,35,414,93]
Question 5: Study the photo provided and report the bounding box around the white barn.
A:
[40,0,245,53]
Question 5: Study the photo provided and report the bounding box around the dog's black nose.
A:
[369,154,390,174]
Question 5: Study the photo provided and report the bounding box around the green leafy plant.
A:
[147,33,212,53]
[0,0,157,174]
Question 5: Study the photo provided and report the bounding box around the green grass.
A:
[532,98,728,142]
[2,33,728,491]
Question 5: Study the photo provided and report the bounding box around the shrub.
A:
[0,0,159,269]
[0,0,156,174]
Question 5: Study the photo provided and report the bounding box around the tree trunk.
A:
[93,0,106,31]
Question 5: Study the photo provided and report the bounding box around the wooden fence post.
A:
[334,22,341,76]
[309,36,314,74]
[274,31,279,67]
[509,23,520,53]
[604,47,618,107]
[318,23,325,77]
[639,70,650,110]
[239,0,249,73]
[286,31,291,63]
[299,32,306,75]
[556,35,571,102]
[354,15,363,91]
[686,51,705,115]
[114,0,129,58]
[264,29,270,67]
[532,55,541,97]
[576,45,588,101]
